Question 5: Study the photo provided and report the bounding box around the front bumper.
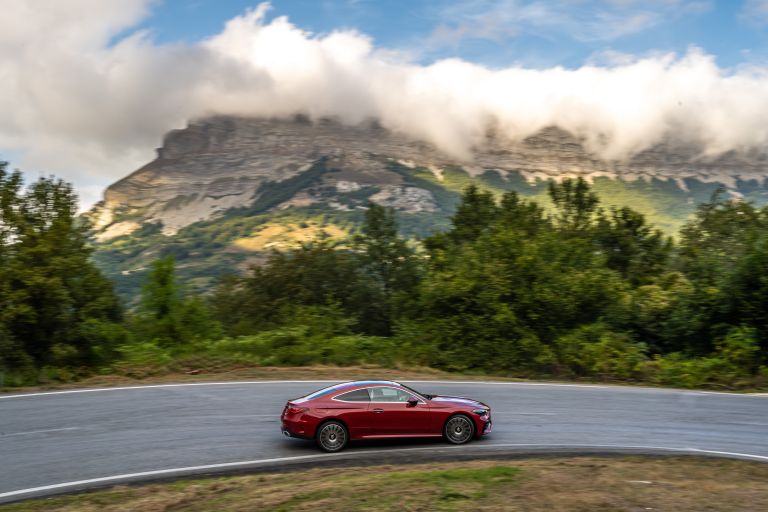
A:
[478,410,492,436]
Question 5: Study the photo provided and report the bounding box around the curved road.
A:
[1,380,767,503]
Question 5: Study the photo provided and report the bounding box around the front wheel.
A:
[444,415,474,445]
[316,420,349,452]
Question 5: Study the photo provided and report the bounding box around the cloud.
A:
[428,0,713,48]
[742,0,768,25]
[1,1,767,210]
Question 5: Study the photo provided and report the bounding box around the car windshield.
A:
[397,382,431,400]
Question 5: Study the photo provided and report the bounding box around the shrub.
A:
[641,353,731,389]
[113,340,173,378]
[641,328,762,389]
[717,326,761,374]
[555,324,648,380]
[197,329,397,368]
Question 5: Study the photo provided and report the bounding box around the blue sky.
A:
[140,0,768,69]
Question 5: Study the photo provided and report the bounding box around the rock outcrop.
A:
[90,115,768,240]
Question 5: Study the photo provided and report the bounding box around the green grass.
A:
[5,458,768,512]
[387,466,520,505]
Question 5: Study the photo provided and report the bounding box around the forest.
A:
[1,160,767,389]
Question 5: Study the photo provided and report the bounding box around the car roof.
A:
[297,381,403,402]
[342,380,400,387]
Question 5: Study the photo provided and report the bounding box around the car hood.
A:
[429,395,488,408]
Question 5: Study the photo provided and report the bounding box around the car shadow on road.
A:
[279,435,489,454]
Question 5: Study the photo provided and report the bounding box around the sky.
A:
[1,0,768,210]
[142,0,768,69]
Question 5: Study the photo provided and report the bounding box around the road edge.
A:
[2,444,767,505]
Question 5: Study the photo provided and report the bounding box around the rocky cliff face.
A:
[90,115,768,241]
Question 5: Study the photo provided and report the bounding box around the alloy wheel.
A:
[445,415,474,444]
[318,422,347,452]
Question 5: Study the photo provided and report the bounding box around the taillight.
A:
[287,405,308,415]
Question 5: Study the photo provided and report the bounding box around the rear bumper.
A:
[282,428,309,439]
[281,418,313,439]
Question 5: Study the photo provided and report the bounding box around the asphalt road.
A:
[1,380,767,503]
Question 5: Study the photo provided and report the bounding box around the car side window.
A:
[334,389,370,402]
[368,387,415,403]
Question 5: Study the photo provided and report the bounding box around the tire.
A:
[443,414,475,445]
[316,420,349,452]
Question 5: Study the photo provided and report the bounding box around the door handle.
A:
[372,408,384,413]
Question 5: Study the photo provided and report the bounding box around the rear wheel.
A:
[316,420,348,452]
[443,415,474,444]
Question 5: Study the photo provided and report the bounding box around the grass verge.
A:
[3,457,767,511]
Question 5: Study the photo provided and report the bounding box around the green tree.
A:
[548,177,600,234]
[497,190,549,236]
[210,239,364,336]
[596,206,671,285]
[137,256,219,346]
[354,204,420,335]
[677,189,763,286]
[0,163,25,376]
[412,182,625,374]
[424,185,502,269]
[138,256,181,345]
[724,234,768,358]
[668,191,765,355]
[0,165,123,371]
[447,185,499,244]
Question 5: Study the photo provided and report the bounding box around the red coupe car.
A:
[281,380,492,452]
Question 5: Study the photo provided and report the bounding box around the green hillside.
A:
[90,164,752,303]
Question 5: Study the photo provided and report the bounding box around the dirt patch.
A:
[3,457,767,511]
[4,364,763,396]
[0,364,519,394]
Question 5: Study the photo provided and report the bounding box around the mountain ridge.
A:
[87,115,768,300]
[90,115,768,239]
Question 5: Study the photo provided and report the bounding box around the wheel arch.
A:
[443,412,474,426]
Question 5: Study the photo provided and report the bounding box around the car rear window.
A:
[334,389,370,402]
[302,384,348,400]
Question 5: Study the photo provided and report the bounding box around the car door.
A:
[366,386,431,436]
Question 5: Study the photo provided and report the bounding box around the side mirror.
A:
[407,397,419,407]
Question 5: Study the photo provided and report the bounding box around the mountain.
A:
[88,115,768,301]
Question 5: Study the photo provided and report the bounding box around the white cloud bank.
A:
[1,1,768,209]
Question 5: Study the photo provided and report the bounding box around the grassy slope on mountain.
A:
[403,164,720,234]
[91,163,741,302]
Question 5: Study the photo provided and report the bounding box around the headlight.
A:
[473,408,488,417]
